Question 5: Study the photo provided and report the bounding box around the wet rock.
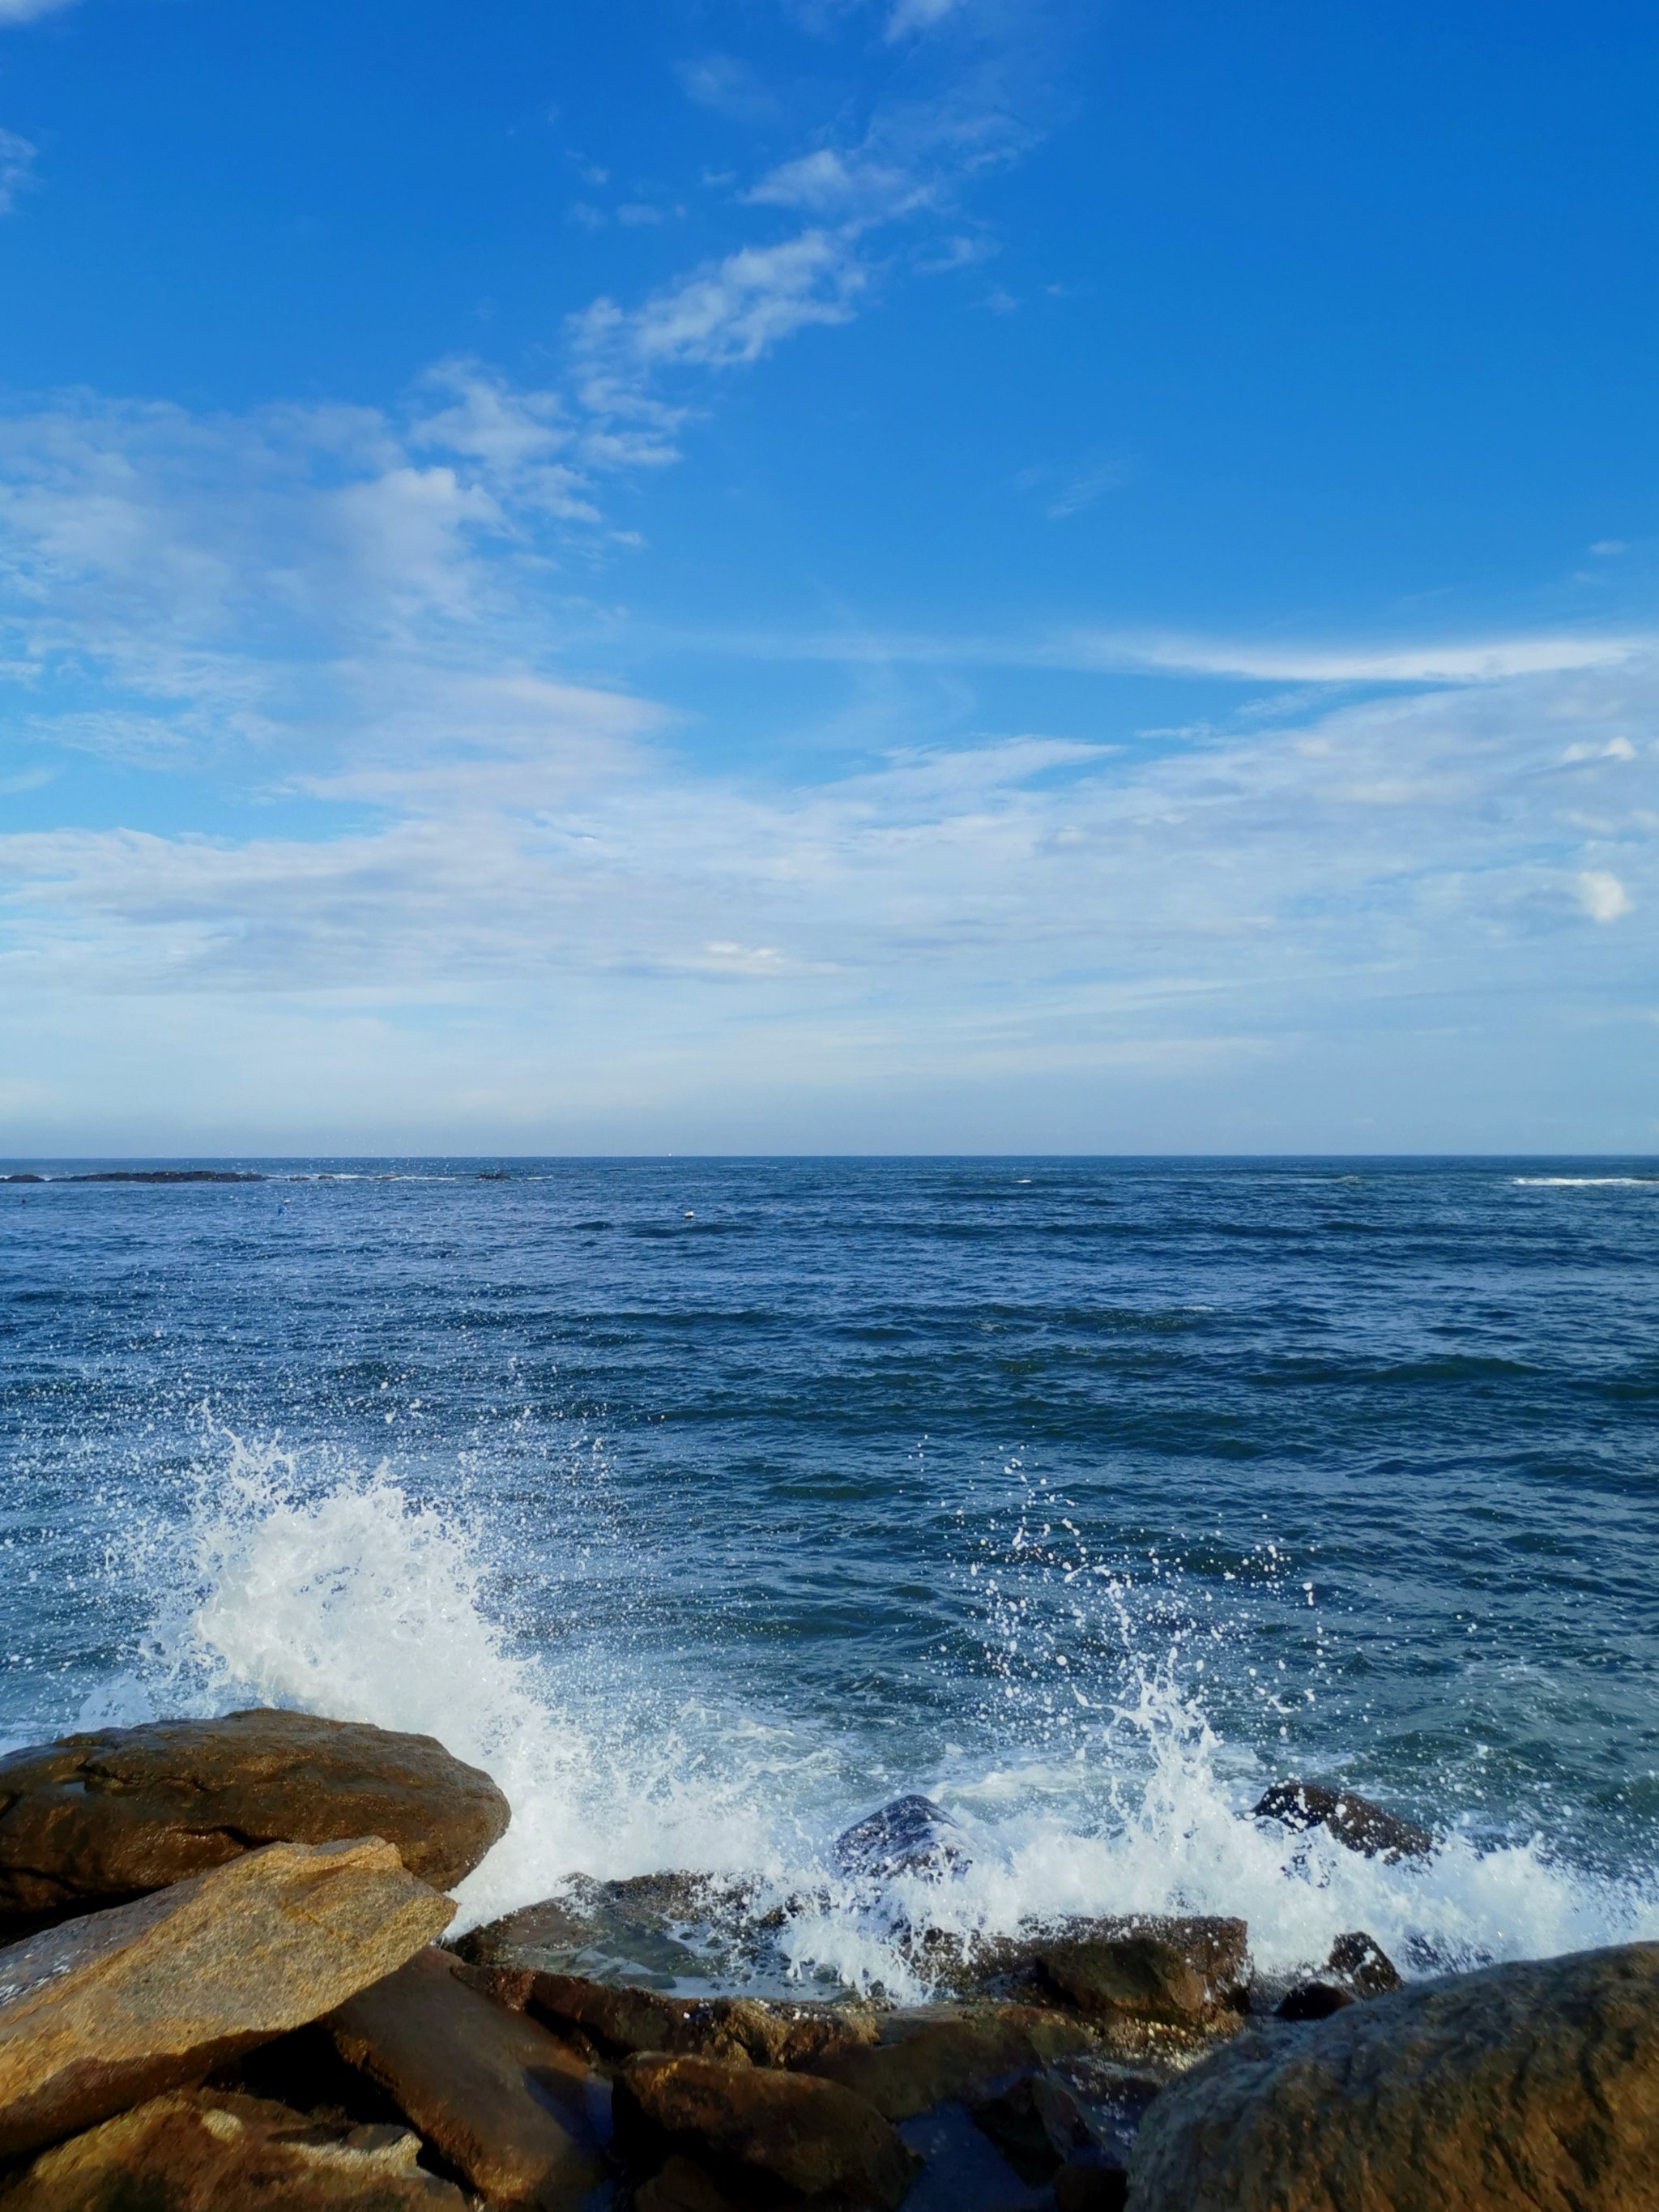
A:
[0,1710,510,1921]
[471,1967,878,2071]
[1034,1918,1250,2043]
[326,1945,606,2208]
[0,2089,463,2209]
[1127,1939,1659,2211]
[452,1872,764,1990]
[810,2005,1096,2122]
[633,2152,744,2212]
[973,2056,1163,2182]
[0,1838,452,2162]
[1055,2163,1128,2212]
[614,2051,919,2210]
[1324,1929,1401,1997]
[1253,1780,1435,1861]
[831,1796,966,1883]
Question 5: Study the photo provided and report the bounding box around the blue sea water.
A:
[2,1155,1657,1989]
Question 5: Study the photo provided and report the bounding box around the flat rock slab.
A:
[474,1966,879,2071]
[615,2051,919,2210]
[0,1837,452,2162]
[454,1872,763,1990]
[328,1945,606,2208]
[811,2006,1098,2122]
[0,1709,510,1919]
[1127,1940,1659,2211]
[0,2089,464,2210]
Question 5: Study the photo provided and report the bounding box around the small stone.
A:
[0,1710,510,1923]
[614,2051,919,2210]
[1253,1780,1435,1861]
[0,2089,464,2209]
[327,1945,606,2208]
[0,1838,453,2162]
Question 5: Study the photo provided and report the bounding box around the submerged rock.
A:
[0,1710,510,1923]
[0,2089,463,2210]
[1127,1940,1659,2211]
[831,1796,967,1883]
[327,1946,605,2210]
[0,1838,452,2162]
[1253,1780,1435,1861]
[614,2051,919,2210]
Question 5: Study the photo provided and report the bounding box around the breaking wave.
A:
[71,1433,1659,1999]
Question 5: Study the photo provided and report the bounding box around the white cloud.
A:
[574,230,868,374]
[0,0,75,21]
[0,126,36,216]
[886,0,962,36]
[1577,870,1633,923]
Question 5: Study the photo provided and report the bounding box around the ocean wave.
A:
[69,1433,1659,1998]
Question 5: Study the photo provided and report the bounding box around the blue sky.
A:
[0,0,1653,1152]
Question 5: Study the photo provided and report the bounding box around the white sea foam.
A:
[1512,1176,1659,1186]
[83,1437,1659,1994]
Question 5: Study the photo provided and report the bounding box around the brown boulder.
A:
[0,1838,452,2161]
[615,2052,918,2210]
[1126,1940,1659,2211]
[634,2154,745,2212]
[0,2089,464,2209]
[0,1710,510,1921]
[1253,1781,1434,1861]
[327,1945,605,2207]
[810,2005,1096,2122]
[1037,1919,1247,2029]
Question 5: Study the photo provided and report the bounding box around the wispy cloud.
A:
[0,126,36,215]
[0,0,76,22]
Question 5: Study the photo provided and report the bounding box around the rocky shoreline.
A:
[1,1710,1653,2209]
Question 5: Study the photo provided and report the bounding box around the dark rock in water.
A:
[451,1871,767,1991]
[808,2005,1096,2122]
[0,1710,509,1922]
[0,2089,465,2209]
[465,1966,879,2072]
[1324,1928,1401,1997]
[63,1168,265,1183]
[614,2051,919,2210]
[326,1946,606,2209]
[832,1796,966,1882]
[0,1838,451,2163]
[1055,2162,1128,2211]
[1253,1779,1435,1860]
[0,1175,44,1185]
[1127,1940,1659,2211]
[1273,1981,1353,2022]
[974,2053,1163,2177]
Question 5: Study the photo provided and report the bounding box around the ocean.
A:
[2,1155,1656,1995]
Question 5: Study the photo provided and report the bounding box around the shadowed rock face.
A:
[1126,1941,1659,2212]
[614,2051,920,2210]
[1252,1781,1435,1861]
[831,1796,966,1883]
[0,1838,454,2162]
[326,1946,607,2210]
[467,1966,880,2072]
[0,1710,510,1920]
[0,2090,465,2210]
